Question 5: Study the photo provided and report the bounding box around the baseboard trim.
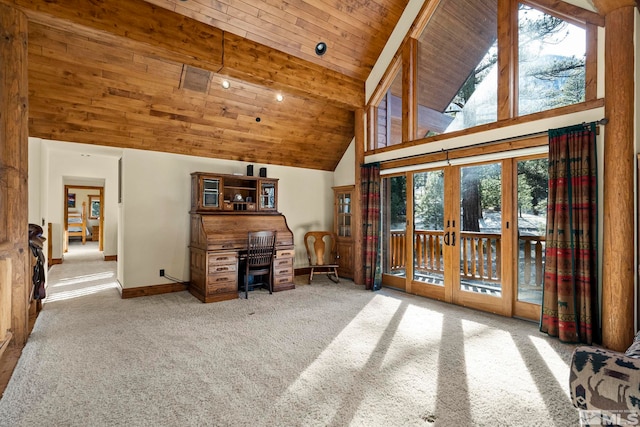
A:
[121,282,189,299]
[104,255,117,262]
[49,258,62,269]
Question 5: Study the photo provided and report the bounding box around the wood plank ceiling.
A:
[10,0,409,171]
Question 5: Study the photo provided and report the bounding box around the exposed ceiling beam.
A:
[5,0,363,109]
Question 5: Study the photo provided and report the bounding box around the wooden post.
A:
[600,4,635,352]
[402,38,417,143]
[0,4,29,347]
[353,109,365,285]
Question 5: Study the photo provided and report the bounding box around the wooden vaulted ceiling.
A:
[8,0,409,171]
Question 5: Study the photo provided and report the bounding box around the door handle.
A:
[444,231,450,246]
[451,231,456,247]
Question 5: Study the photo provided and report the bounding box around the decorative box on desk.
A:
[189,172,294,303]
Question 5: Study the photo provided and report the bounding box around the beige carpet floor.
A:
[0,247,580,426]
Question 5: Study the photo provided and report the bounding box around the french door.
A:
[382,156,547,320]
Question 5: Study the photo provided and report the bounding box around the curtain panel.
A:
[361,163,382,291]
[540,122,599,344]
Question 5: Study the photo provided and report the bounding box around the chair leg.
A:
[328,268,339,283]
[245,275,249,299]
[308,268,314,284]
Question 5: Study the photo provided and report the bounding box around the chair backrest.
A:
[304,231,338,266]
[247,230,277,268]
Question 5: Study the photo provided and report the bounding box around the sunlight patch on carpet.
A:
[529,335,571,399]
[273,293,403,424]
[44,281,119,302]
[50,271,116,288]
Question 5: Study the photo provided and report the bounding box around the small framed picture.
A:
[67,193,76,208]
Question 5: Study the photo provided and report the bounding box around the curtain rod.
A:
[371,117,608,167]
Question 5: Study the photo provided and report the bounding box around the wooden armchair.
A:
[303,231,340,284]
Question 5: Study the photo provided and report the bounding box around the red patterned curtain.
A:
[361,163,382,291]
[540,122,599,344]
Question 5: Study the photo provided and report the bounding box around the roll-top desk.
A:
[189,172,295,303]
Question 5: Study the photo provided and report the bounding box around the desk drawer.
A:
[276,249,294,259]
[274,274,293,286]
[274,265,293,277]
[208,252,237,265]
[273,257,293,269]
[208,263,237,274]
[206,280,237,295]
[207,271,237,282]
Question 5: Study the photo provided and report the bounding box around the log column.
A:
[599,2,635,351]
[353,108,365,286]
[0,3,29,347]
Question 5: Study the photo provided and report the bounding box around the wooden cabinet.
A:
[189,172,294,302]
[191,172,279,213]
[333,185,355,279]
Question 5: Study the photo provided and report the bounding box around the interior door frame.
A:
[63,184,105,255]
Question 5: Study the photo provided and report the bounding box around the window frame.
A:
[89,195,100,219]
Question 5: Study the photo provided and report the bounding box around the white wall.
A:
[120,148,334,289]
[333,139,355,187]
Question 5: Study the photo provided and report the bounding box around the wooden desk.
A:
[188,213,294,303]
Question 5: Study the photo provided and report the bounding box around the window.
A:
[366,0,596,152]
[416,0,498,136]
[375,66,403,149]
[518,4,586,116]
[89,196,100,219]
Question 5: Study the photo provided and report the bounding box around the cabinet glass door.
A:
[203,178,220,208]
[260,181,276,210]
[337,192,352,237]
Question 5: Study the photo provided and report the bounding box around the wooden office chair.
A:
[304,231,340,284]
[242,230,277,299]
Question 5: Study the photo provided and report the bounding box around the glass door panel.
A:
[514,157,548,320]
[260,181,277,210]
[458,163,503,299]
[413,170,445,287]
[336,192,352,237]
[203,178,220,208]
[382,175,407,288]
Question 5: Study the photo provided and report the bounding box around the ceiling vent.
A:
[179,65,212,93]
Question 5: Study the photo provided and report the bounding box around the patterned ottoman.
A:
[570,338,640,425]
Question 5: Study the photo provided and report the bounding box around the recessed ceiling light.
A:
[315,42,327,56]
[221,80,230,89]
[276,94,284,102]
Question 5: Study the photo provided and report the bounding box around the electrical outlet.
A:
[159,269,165,277]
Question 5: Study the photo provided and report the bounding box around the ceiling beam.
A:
[4,0,363,109]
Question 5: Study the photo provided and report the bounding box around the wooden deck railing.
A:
[388,230,545,285]
[519,235,545,286]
